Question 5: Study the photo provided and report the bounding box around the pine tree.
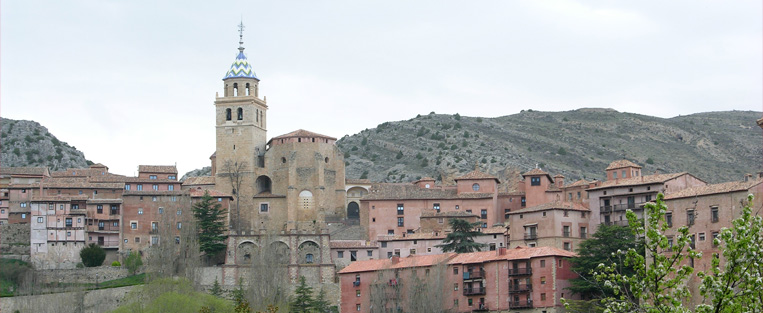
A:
[435,219,486,253]
[209,277,223,297]
[192,190,228,256]
[290,276,314,313]
[311,288,331,313]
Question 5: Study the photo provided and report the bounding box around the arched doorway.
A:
[347,202,360,219]
[256,175,272,194]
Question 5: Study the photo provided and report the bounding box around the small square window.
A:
[356,290,360,297]
[138,208,143,215]
[338,251,344,258]
[540,259,546,268]
[131,222,137,229]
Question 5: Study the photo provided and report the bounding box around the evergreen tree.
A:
[80,243,106,267]
[290,276,314,313]
[192,190,228,256]
[311,288,331,313]
[209,277,223,297]
[435,219,486,253]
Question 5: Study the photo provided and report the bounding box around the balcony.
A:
[580,232,587,239]
[472,303,489,312]
[150,229,159,234]
[88,225,120,232]
[510,299,533,309]
[69,208,87,215]
[613,203,644,212]
[93,240,120,248]
[463,287,486,296]
[604,220,630,227]
[353,280,361,287]
[508,268,532,276]
[463,268,486,280]
[509,284,532,293]
[523,234,537,241]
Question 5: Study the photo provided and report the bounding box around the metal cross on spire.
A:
[237,19,245,51]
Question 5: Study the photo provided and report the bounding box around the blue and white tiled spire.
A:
[223,21,258,80]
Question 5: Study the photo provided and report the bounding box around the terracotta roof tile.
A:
[448,246,577,265]
[32,195,89,202]
[271,129,337,141]
[522,168,554,182]
[0,167,50,176]
[664,179,763,200]
[508,201,589,215]
[605,159,642,170]
[86,199,123,204]
[138,165,178,174]
[25,177,124,189]
[183,176,216,186]
[189,188,232,198]
[338,253,456,274]
[122,190,188,196]
[364,184,494,201]
[588,172,701,191]
[420,211,478,218]
[455,169,500,183]
[330,240,378,249]
[566,179,591,188]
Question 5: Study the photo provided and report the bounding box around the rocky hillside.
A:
[337,109,763,185]
[1,118,90,170]
[181,166,211,182]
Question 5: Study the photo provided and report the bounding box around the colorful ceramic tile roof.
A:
[270,129,337,141]
[664,178,763,200]
[605,159,642,170]
[338,253,456,274]
[223,50,258,80]
[138,165,178,174]
[508,201,589,215]
[183,176,216,186]
[587,172,700,191]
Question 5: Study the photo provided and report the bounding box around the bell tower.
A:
[214,22,267,224]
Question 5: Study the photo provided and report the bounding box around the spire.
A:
[224,21,258,80]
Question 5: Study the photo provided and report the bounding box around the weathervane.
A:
[238,19,245,51]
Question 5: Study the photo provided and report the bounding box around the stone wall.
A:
[0,285,133,313]
[0,223,30,256]
[36,266,129,284]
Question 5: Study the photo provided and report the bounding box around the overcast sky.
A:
[2,1,761,177]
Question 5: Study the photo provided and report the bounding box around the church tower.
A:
[214,22,267,231]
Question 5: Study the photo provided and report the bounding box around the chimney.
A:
[554,175,564,188]
[391,256,400,264]
[744,173,753,182]
[758,172,763,179]
[497,247,507,256]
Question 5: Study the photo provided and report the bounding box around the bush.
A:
[646,157,655,164]
[112,261,121,267]
[76,263,85,268]
[0,259,31,287]
[80,243,106,267]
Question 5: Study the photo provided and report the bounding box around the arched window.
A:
[245,83,250,96]
[237,108,243,120]
[225,108,232,121]
[299,190,314,210]
[233,83,238,97]
[306,253,314,264]
[256,109,259,122]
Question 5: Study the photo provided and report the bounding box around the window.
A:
[622,170,626,178]
[138,208,143,215]
[177,222,182,229]
[152,222,158,231]
[521,197,526,207]
[453,267,459,275]
[387,230,394,235]
[152,185,158,191]
[175,236,180,244]
[666,212,673,227]
[541,293,546,301]
[111,205,119,215]
[125,184,131,191]
[20,202,28,208]
[558,259,563,267]
[472,183,480,191]
[397,204,404,215]
[543,211,547,217]
[397,217,404,227]
[468,298,473,307]
[381,242,387,248]
[668,237,674,249]
[350,251,357,261]
[433,203,440,211]
[168,175,176,180]
[438,218,444,224]
[699,232,706,241]
[151,236,159,245]
[67,231,71,237]
[580,227,587,239]
[455,205,459,210]
[367,250,373,257]
[356,290,360,297]
[481,209,487,219]
[306,254,314,264]
[124,239,128,243]
[237,108,243,120]
[613,172,618,179]
[531,177,541,186]
[112,221,118,227]
[581,211,586,218]
[72,204,79,210]
[158,208,163,214]
[563,242,571,251]
[563,226,570,237]
[217,198,222,202]
[177,209,181,215]
[97,205,103,214]
[409,249,416,255]
[338,251,344,258]
[131,222,137,229]
[711,206,719,223]
[226,108,232,120]
[540,276,546,284]
[427,247,432,252]
[454,283,459,291]
[137,185,143,191]
[149,175,157,180]
[98,221,105,230]
[577,191,581,199]
[481,222,487,228]
[356,304,360,311]
[540,259,546,268]
[171,196,177,202]
[135,237,140,243]
[712,232,719,246]
[168,185,174,191]
[60,204,64,210]
[37,217,43,223]
[687,210,695,226]
[387,252,393,258]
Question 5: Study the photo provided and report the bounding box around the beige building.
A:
[506,201,589,252]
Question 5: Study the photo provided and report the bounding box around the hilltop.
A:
[337,109,762,185]
[1,118,91,170]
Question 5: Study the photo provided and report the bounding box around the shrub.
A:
[80,243,106,267]
[112,261,121,267]
[557,147,567,155]
[124,251,143,275]
[646,157,655,165]
[76,262,85,268]
[395,151,403,159]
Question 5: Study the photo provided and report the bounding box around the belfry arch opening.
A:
[237,108,243,120]
[225,108,232,121]
[347,202,360,219]
[245,83,251,96]
[256,175,272,194]
[233,83,238,97]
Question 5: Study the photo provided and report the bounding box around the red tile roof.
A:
[664,179,763,200]
[338,253,456,274]
[448,246,577,265]
[0,167,50,177]
[32,195,89,202]
[183,176,216,186]
[455,169,500,183]
[364,183,494,201]
[138,165,178,174]
[587,172,703,191]
[522,168,554,182]
[189,188,232,198]
[270,129,337,141]
[508,201,589,215]
[605,159,642,170]
[330,240,378,249]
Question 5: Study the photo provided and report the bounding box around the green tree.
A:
[192,190,228,256]
[80,243,106,267]
[696,194,763,313]
[209,277,223,297]
[595,193,700,313]
[568,224,641,299]
[124,251,143,275]
[311,288,331,313]
[435,219,486,253]
[395,151,403,159]
[290,276,314,313]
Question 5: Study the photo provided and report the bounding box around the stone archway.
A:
[256,175,272,194]
[298,241,321,264]
[268,241,290,264]
[237,241,257,265]
[347,201,360,219]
